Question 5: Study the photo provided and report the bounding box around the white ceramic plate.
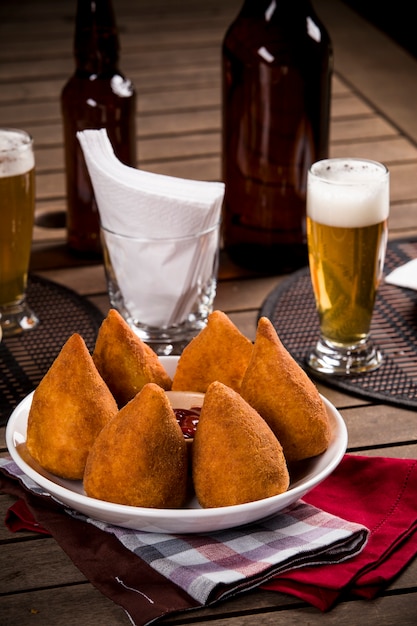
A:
[6,356,347,534]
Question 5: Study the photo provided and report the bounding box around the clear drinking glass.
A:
[306,158,389,375]
[101,221,220,356]
[0,128,38,336]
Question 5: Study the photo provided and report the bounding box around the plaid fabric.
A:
[1,458,369,604]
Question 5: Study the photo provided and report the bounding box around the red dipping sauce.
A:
[174,406,201,439]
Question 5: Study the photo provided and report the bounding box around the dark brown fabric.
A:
[0,472,200,625]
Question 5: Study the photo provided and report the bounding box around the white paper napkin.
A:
[77,129,225,327]
[385,259,417,291]
[77,129,224,237]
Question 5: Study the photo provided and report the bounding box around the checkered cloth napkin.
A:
[0,457,368,606]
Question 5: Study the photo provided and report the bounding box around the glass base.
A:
[123,314,208,356]
[307,336,383,376]
[0,302,39,337]
[137,338,193,357]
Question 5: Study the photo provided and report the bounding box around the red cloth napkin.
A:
[6,498,50,535]
[2,454,417,623]
[262,454,417,609]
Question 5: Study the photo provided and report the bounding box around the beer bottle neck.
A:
[73,0,120,76]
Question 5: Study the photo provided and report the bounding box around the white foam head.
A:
[0,128,34,178]
[307,158,389,228]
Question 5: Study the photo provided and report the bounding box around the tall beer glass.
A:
[306,158,389,375]
[0,128,38,336]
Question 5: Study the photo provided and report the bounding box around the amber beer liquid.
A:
[307,219,387,345]
[307,159,389,350]
[0,129,35,307]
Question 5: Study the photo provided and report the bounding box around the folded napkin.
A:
[77,129,224,238]
[385,258,417,290]
[262,455,417,609]
[1,456,368,625]
[77,129,225,326]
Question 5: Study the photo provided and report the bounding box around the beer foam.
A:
[0,129,34,178]
[307,159,389,227]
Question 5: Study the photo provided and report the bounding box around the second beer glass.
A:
[306,158,389,375]
[0,128,38,336]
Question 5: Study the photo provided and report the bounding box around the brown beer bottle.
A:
[61,0,137,257]
[222,0,332,273]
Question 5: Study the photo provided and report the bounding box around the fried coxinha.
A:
[25,309,331,508]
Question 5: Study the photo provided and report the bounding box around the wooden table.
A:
[1,1,416,624]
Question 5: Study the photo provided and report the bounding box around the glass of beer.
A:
[306,158,389,375]
[0,128,39,336]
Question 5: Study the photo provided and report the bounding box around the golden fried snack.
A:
[240,317,331,462]
[171,310,253,392]
[26,333,118,480]
[92,308,172,406]
[192,381,289,508]
[84,383,188,508]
